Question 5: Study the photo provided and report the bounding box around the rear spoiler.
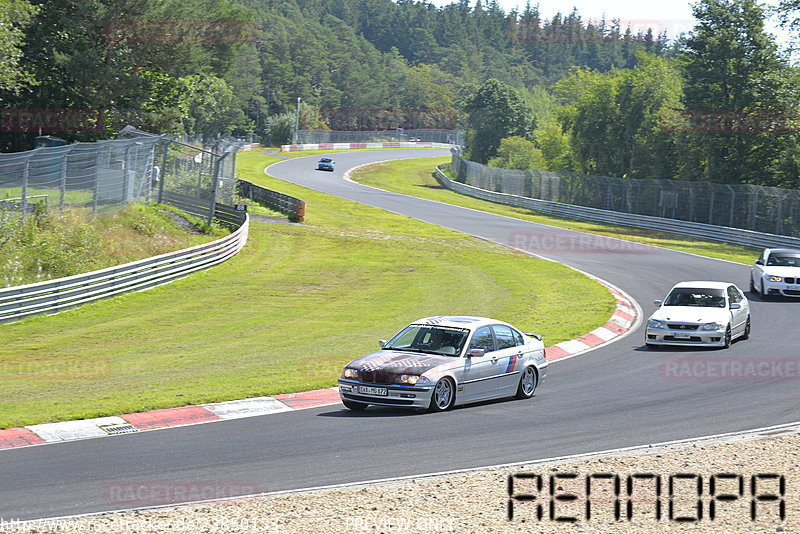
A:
[524,332,542,341]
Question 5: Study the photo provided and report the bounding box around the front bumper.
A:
[762,280,800,297]
[645,326,727,347]
[338,379,433,409]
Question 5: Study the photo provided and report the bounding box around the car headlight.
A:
[395,374,431,386]
[395,374,420,385]
[342,368,359,379]
[767,276,783,282]
[701,322,722,331]
[647,318,666,329]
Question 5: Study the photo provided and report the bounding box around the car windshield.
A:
[320,158,332,162]
[766,253,800,267]
[383,325,469,356]
[663,288,726,308]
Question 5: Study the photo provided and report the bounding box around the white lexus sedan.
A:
[645,281,750,349]
[750,248,800,298]
[338,316,547,412]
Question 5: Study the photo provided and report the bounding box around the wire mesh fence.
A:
[0,127,245,235]
[297,129,463,145]
[0,136,162,230]
[450,153,800,237]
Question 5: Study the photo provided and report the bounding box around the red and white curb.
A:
[0,286,637,452]
[0,388,342,450]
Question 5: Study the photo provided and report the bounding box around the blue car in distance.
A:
[317,157,334,171]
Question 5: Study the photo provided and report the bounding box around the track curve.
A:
[1,150,798,521]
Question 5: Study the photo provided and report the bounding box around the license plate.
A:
[358,386,388,396]
[673,332,691,339]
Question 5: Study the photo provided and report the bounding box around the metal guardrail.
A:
[0,214,249,323]
[435,166,800,251]
[237,180,306,222]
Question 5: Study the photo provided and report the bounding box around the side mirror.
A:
[379,339,387,348]
[653,299,663,306]
[730,302,741,310]
[466,348,485,358]
[755,259,764,266]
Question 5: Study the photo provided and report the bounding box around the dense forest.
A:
[0,0,669,144]
[1,0,800,186]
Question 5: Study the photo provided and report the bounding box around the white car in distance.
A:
[645,281,751,349]
[750,248,800,299]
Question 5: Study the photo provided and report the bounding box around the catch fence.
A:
[0,127,245,233]
[451,154,800,237]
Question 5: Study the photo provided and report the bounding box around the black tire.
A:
[749,276,755,294]
[722,325,732,349]
[428,377,455,412]
[742,316,751,340]
[514,366,538,399]
[342,399,368,411]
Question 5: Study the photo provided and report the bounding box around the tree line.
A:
[470,0,800,188]
[0,0,668,151]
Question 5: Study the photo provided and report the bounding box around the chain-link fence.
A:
[297,129,463,145]
[0,127,244,232]
[451,153,800,237]
[0,135,162,229]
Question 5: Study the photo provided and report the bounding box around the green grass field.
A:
[0,151,614,429]
[351,158,761,265]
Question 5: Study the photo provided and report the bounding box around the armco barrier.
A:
[237,180,305,222]
[435,166,800,250]
[280,142,455,151]
[0,214,249,324]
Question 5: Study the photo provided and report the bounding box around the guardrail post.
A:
[158,140,170,204]
[20,158,29,221]
[92,148,101,213]
[59,148,68,210]
[207,151,224,225]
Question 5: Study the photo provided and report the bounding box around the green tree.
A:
[679,0,798,184]
[463,79,535,163]
[535,122,579,172]
[487,136,544,169]
[553,54,683,179]
[0,0,37,94]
